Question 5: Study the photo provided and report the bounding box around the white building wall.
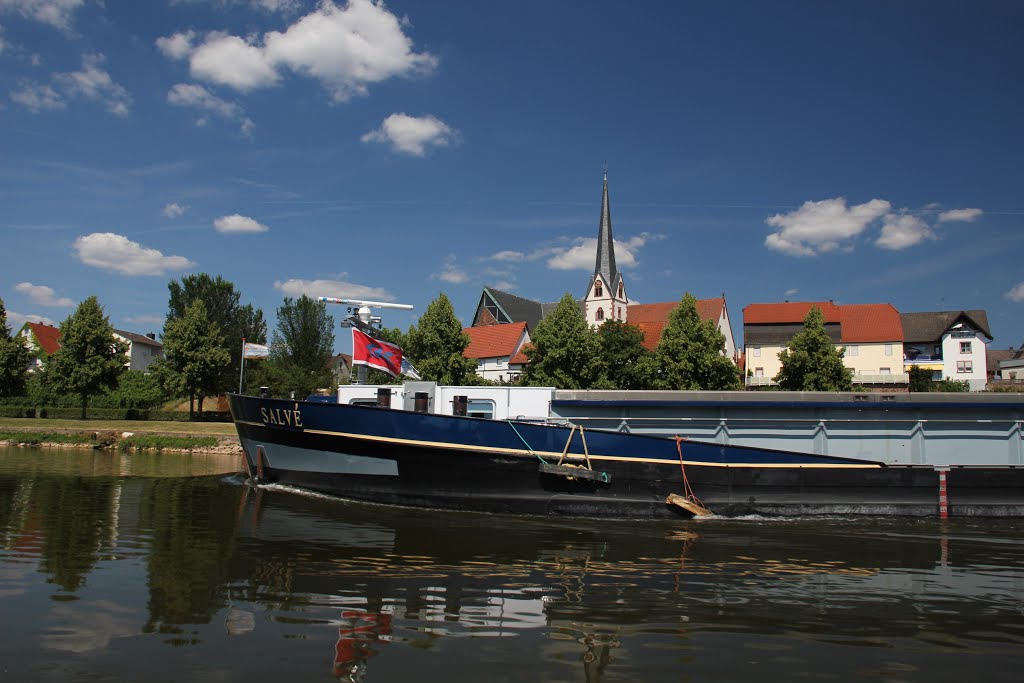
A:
[941,331,988,390]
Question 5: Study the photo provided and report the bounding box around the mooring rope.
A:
[674,436,707,509]
[507,420,548,464]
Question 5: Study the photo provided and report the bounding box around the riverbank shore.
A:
[0,417,242,454]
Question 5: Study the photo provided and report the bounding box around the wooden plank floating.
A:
[666,493,713,517]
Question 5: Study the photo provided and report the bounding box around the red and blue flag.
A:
[352,328,404,378]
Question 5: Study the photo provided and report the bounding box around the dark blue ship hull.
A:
[228,393,1024,517]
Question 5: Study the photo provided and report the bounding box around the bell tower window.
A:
[594,281,602,297]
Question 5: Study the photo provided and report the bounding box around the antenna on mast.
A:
[318,297,413,331]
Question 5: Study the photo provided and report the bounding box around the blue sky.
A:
[2,0,1023,356]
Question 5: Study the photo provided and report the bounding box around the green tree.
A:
[646,293,739,390]
[93,370,171,410]
[908,366,934,392]
[158,300,231,418]
[522,293,604,389]
[936,377,970,392]
[258,295,335,398]
[165,274,266,395]
[597,319,651,390]
[774,306,853,391]
[405,293,477,385]
[41,296,128,418]
[0,298,32,397]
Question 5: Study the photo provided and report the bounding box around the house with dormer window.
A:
[901,310,992,391]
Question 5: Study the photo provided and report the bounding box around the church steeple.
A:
[594,168,618,288]
[585,167,628,328]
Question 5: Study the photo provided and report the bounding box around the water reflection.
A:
[1,446,1023,682]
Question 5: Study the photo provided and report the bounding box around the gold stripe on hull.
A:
[234,419,882,470]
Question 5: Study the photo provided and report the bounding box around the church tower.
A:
[584,169,628,327]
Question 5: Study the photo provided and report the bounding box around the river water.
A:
[1,446,1023,682]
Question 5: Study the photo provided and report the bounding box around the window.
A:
[594,281,602,297]
[617,307,622,320]
[884,344,893,356]
[960,341,972,354]
[467,399,495,419]
[497,358,505,367]
[350,399,378,406]
[957,360,973,373]
[752,345,761,358]
[618,282,624,298]
[596,307,604,321]
[848,345,858,357]
[880,367,891,375]
[754,367,764,377]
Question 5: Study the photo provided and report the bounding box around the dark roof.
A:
[474,287,561,332]
[744,322,842,346]
[900,310,992,342]
[114,329,163,348]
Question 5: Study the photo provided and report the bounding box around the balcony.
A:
[746,373,910,387]
[853,372,909,385]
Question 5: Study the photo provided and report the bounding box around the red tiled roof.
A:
[837,304,903,343]
[743,301,842,324]
[743,301,903,342]
[627,298,725,351]
[26,322,61,355]
[510,343,532,365]
[463,321,528,359]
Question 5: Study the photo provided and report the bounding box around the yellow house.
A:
[743,301,906,387]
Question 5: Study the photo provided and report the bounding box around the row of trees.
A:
[5,279,963,418]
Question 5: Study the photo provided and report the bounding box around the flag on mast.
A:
[351,329,404,378]
[242,342,270,359]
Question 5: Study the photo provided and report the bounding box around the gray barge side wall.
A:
[551,391,1024,467]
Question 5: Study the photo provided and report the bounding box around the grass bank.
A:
[0,417,240,453]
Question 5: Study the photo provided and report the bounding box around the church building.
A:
[468,171,737,364]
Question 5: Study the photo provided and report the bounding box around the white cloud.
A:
[273,278,396,302]
[546,234,655,271]
[53,53,131,116]
[784,288,798,298]
[361,113,456,156]
[10,80,64,111]
[13,54,130,116]
[432,255,469,284]
[167,82,254,135]
[6,310,56,328]
[0,0,84,31]
[191,32,280,91]
[938,207,983,223]
[15,281,73,306]
[155,30,197,61]
[157,0,436,101]
[163,202,186,218]
[876,213,936,250]
[214,214,268,233]
[487,250,524,263]
[1006,282,1024,303]
[73,233,195,276]
[765,198,891,256]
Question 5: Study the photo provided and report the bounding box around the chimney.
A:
[146,333,156,340]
